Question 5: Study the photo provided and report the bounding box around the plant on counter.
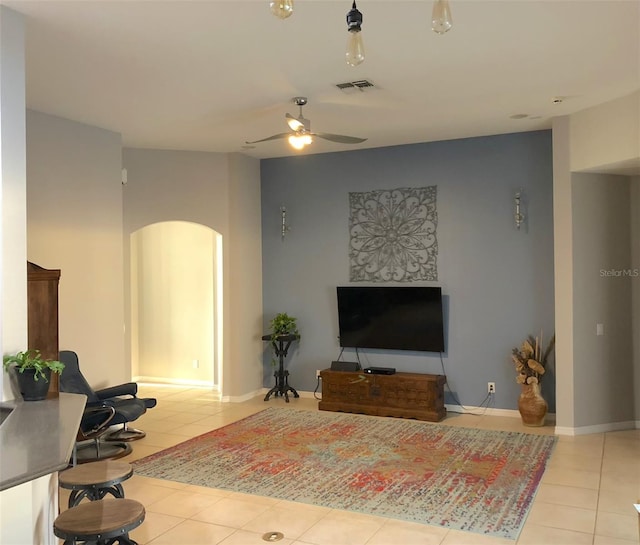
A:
[3,349,65,381]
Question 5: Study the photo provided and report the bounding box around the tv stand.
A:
[319,370,446,422]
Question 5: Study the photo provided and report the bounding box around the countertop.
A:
[0,392,86,491]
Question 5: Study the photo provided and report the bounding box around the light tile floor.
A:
[59,385,640,545]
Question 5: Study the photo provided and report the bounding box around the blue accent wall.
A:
[261,130,555,411]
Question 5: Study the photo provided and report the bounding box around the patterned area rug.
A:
[133,408,556,539]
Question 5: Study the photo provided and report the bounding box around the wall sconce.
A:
[280,205,291,240]
[514,190,525,230]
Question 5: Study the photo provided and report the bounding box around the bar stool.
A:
[53,498,145,545]
[59,460,133,508]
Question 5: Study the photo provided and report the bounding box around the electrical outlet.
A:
[487,382,496,394]
[316,369,322,379]
[192,359,199,369]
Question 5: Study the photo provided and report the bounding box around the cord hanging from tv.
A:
[336,286,445,352]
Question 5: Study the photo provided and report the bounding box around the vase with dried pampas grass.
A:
[511,331,555,426]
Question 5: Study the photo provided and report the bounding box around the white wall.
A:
[572,174,634,428]
[131,221,216,385]
[0,8,57,545]
[26,110,125,388]
[631,176,640,422]
[570,91,640,174]
[552,116,576,430]
[1,5,28,393]
[227,153,263,400]
[122,149,262,399]
[0,474,57,545]
[553,92,640,433]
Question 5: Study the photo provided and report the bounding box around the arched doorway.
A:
[130,221,223,390]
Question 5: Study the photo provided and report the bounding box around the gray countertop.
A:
[0,392,86,491]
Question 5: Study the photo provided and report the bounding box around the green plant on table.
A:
[266,313,299,365]
[2,349,65,381]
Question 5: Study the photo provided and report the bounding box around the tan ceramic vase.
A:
[518,382,547,427]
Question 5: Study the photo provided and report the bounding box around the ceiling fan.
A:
[245,97,367,150]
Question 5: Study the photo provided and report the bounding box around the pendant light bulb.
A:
[345,1,365,66]
[346,32,365,67]
[270,0,294,20]
[431,0,452,34]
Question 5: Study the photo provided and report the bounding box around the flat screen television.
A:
[336,286,445,352]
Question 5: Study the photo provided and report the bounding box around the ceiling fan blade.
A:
[314,132,367,144]
[245,133,290,144]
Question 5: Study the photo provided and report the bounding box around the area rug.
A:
[132,408,556,539]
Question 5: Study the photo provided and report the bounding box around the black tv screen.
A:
[337,286,445,352]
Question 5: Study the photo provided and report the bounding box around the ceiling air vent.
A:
[335,79,376,92]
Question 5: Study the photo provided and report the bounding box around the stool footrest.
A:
[68,483,125,506]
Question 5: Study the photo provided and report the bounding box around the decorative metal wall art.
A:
[349,186,438,282]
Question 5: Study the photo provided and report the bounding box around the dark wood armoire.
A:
[27,261,61,393]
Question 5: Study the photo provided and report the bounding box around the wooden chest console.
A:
[319,370,446,422]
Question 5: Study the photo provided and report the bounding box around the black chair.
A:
[71,404,132,465]
[59,350,157,462]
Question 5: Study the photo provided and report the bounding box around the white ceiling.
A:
[3,0,639,159]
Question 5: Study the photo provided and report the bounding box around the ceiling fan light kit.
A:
[287,97,313,150]
[286,97,308,132]
[257,0,453,150]
[288,133,312,150]
[245,97,367,152]
[286,115,304,132]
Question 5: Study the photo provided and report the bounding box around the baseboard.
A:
[134,376,217,389]
[555,420,638,436]
[132,380,317,403]
[222,389,265,403]
[445,404,520,418]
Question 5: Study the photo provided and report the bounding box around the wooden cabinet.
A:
[319,370,447,422]
[27,262,61,393]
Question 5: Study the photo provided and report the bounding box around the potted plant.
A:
[3,349,65,401]
[511,332,555,426]
[266,313,299,349]
[267,312,299,340]
[264,312,299,364]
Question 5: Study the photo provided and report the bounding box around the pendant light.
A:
[345,1,364,67]
[431,0,452,34]
[270,0,294,20]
